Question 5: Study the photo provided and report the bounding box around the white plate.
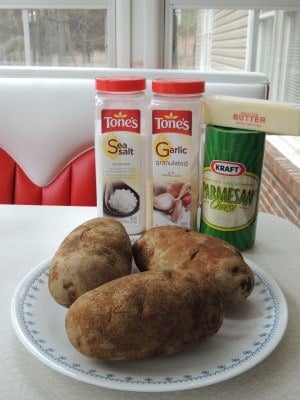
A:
[11,258,288,392]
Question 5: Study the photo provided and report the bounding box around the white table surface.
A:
[1,205,299,400]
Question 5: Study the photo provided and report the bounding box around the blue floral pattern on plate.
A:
[11,258,288,392]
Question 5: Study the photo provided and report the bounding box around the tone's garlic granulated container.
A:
[200,125,266,251]
[149,78,205,230]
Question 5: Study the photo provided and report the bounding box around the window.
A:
[256,10,300,103]
[165,2,300,105]
[0,1,115,67]
[172,9,249,71]
[165,1,300,167]
[168,6,300,99]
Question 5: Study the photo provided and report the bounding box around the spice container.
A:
[200,125,265,251]
[95,76,147,235]
[148,78,205,230]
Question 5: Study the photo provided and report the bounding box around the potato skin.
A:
[65,269,224,361]
[48,217,132,308]
[132,226,254,305]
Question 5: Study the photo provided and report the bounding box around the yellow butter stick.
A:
[203,95,300,136]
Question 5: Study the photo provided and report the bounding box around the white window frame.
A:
[130,0,165,69]
[165,0,300,9]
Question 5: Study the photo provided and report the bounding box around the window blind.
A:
[256,14,274,77]
[284,11,300,103]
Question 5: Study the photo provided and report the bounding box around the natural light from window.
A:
[0,9,107,67]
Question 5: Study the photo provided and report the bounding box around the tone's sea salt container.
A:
[95,77,147,235]
[200,125,265,251]
[148,78,205,230]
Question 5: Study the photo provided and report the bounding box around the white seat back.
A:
[0,67,268,186]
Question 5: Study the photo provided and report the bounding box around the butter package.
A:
[203,95,300,136]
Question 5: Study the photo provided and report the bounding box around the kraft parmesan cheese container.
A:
[148,78,205,230]
[200,125,265,251]
[95,77,147,235]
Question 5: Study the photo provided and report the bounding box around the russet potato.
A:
[48,217,132,308]
[65,268,224,361]
[132,226,254,305]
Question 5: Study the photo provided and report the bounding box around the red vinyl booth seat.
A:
[0,148,96,206]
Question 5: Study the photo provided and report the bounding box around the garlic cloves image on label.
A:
[152,182,191,225]
[153,192,176,211]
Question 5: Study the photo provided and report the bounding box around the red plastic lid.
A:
[152,78,205,95]
[95,76,146,92]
